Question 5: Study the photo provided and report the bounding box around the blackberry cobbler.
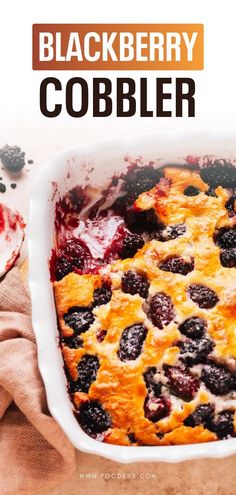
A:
[51,158,236,446]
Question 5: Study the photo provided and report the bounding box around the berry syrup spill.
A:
[0,204,25,277]
[50,164,164,281]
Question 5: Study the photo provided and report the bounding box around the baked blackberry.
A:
[143,367,162,396]
[77,354,100,393]
[184,403,215,428]
[220,249,236,268]
[121,270,150,298]
[178,338,214,365]
[55,257,73,281]
[152,223,186,242]
[164,364,199,401]
[55,241,89,280]
[144,395,171,423]
[93,285,112,306]
[77,400,111,435]
[188,284,219,309]
[213,410,235,439]
[123,166,163,196]
[178,317,207,340]
[118,324,148,361]
[64,307,94,335]
[121,232,145,258]
[214,228,236,249]
[60,334,83,349]
[149,292,175,329]
[125,208,159,234]
[201,363,235,395]
[159,255,194,276]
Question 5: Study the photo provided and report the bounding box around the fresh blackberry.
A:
[0,183,6,193]
[152,223,186,242]
[178,317,207,340]
[184,186,201,196]
[118,323,148,361]
[159,255,194,276]
[201,363,235,395]
[93,284,112,306]
[60,334,83,349]
[225,196,236,217]
[143,367,162,396]
[213,410,235,439]
[214,227,236,249]
[164,364,199,401]
[144,395,171,423]
[200,161,236,189]
[121,270,150,299]
[77,354,100,393]
[64,307,94,335]
[220,249,236,268]
[77,400,111,435]
[188,284,219,309]
[178,338,214,366]
[184,403,215,428]
[149,292,175,329]
[0,144,25,172]
[121,232,145,258]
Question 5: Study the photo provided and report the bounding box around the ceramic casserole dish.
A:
[28,131,236,462]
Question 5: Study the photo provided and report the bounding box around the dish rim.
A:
[28,130,236,463]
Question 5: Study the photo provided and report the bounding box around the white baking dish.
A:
[28,131,236,463]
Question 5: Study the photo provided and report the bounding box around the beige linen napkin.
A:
[0,267,76,495]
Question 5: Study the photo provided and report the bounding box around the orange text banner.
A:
[33,24,204,70]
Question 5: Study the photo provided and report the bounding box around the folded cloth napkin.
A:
[0,267,76,495]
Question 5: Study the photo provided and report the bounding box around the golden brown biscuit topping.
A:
[52,162,236,445]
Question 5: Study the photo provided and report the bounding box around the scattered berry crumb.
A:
[11,183,17,189]
[0,183,6,193]
[27,159,34,164]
